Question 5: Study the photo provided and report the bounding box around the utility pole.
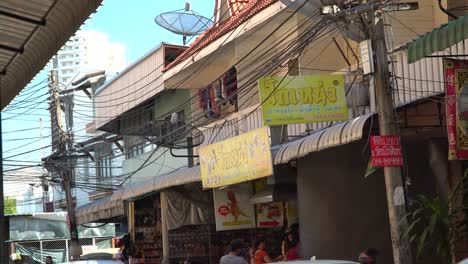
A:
[0,88,9,264]
[370,12,412,264]
[47,70,82,260]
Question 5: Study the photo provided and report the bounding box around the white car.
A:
[276,261,359,264]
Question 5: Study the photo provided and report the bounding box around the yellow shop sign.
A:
[199,127,273,188]
[259,75,348,125]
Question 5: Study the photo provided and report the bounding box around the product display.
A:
[134,195,163,264]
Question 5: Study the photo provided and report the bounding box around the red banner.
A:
[370,135,403,167]
[444,59,468,160]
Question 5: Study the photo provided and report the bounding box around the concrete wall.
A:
[296,141,393,263]
[296,135,450,263]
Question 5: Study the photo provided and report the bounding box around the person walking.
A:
[220,239,248,264]
[253,237,274,264]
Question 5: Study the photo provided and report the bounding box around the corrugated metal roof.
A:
[272,113,375,165]
[76,166,201,224]
[0,0,103,109]
[75,115,374,224]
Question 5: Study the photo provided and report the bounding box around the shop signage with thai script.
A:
[370,135,403,167]
[199,127,273,188]
[256,202,284,228]
[258,75,348,126]
[444,59,468,160]
[213,183,255,231]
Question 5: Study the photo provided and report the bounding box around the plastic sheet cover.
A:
[9,213,116,241]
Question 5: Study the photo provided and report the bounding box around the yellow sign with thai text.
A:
[259,75,348,125]
[199,127,273,188]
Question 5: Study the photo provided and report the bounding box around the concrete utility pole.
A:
[370,12,413,264]
[47,70,82,260]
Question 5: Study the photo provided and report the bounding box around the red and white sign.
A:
[256,202,284,228]
[444,59,468,160]
[370,135,403,167]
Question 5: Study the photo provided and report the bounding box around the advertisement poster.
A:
[444,59,468,160]
[258,75,348,126]
[199,127,273,188]
[256,202,284,228]
[370,135,403,167]
[213,183,255,231]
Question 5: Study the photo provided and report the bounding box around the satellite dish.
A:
[155,1,213,45]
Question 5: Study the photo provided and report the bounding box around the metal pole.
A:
[65,239,69,261]
[40,240,43,264]
[0,86,9,264]
[160,192,169,262]
[370,13,412,264]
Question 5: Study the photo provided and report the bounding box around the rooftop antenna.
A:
[155,1,213,45]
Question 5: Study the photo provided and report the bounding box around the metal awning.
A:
[0,0,103,109]
[272,113,375,165]
[121,166,201,201]
[76,114,374,224]
[76,167,201,224]
[407,14,468,64]
[76,189,125,225]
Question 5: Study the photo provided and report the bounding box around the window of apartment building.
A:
[198,67,238,118]
[75,62,80,65]
[96,155,113,184]
[74,46,79,49]
[75,54,79,57]
[125,137,147,159]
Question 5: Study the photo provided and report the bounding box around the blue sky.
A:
[2,0,215,197]
[85,0,214,62]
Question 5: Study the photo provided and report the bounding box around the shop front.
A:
[121,126,301,264]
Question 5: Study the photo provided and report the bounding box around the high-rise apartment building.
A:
[52,30,126,86]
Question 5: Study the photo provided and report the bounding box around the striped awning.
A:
[408,14,468,63]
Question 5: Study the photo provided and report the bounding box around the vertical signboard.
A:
[370,135,403,167]
[213,183,255,231]
[444,59,468,160]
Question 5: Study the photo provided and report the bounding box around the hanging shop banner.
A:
[370,135,403,167]
[444,59,468,160]
[256,202,284,228]
[258,75,348,126]
[199,127,273,188]
[213,183,255,231]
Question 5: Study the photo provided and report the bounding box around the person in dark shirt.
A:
[220,239,248,264]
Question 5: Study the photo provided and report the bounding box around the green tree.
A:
[402,173,468,263]
[4,196,17,215]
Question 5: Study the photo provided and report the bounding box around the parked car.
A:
[276,261,359,264]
